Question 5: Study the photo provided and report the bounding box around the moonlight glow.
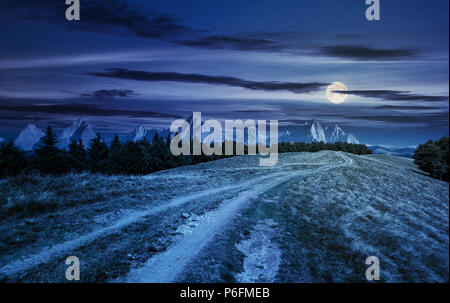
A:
[326,82,348,104]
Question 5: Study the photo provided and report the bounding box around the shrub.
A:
[414,136,449,182]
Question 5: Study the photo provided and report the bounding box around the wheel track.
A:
[123,152,354,282]
[0,152,354,280]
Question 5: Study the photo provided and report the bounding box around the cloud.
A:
[0,0,194,39]
[0,1,428,62]
[315,112,449,124]
[0,102,181,119]
[88,68,326,94]
[0,1,291,54]
[333,90,449,101]
[233,109,275,113]
[373,105,441,110]
[82,89,139,99]
[176,35,283,52]
[0,1,290,53]
[320,45,419,60]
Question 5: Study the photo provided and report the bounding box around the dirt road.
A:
[124,152,353,282]
[0,152,352,281]
[3,151,446,282]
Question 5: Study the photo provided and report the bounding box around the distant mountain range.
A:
[10,116,365,152]
[124,117,360,146]
[12,118,96,151]
[368,145,416,158]
[279,119,359,144]
[125,125,171,143]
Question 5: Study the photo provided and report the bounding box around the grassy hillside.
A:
[0,151,448,282]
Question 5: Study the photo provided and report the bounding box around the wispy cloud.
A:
[373,105,441,110]
[315,112,449,125]
[0,0,195,39]
[176,35,283,52]
[0,102,180,119]
[81,89,139,99]
[334,90,448,102]
[320,45,419,60]
[88,68,327,94]
[0,0,428,63]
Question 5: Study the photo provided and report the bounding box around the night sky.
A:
[0,0,448,146]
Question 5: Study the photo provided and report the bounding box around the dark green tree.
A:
[35,126,69,175]
[108,135,123,174]
[88,134,110,173]
[68,140,87,173]
[116,141,149,175]
[414,136,449,181]
[0,139,28,177]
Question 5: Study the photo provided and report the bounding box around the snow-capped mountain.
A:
[124,125,172,143]
[14,124,45,151]
[128,114,202,143]
[278,130,293,142]
[328,124,359,144]
[346,134,360,144]
[277,120,360,144]
[126,125,147,142]
[125,117,360,146]
[329,125,346,143]
[57,118,96,150]
[307,119,327,143]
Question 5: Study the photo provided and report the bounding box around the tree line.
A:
[278,141,372,155]
[1,126,371,177]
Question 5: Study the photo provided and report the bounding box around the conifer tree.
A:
[35,126,68,175]
[68,140,87,173]
[88,133,110,173]
[109,134,123,174]
[117,141,149,175]
[0,139,28,177]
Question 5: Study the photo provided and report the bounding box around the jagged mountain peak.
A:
[308,119,326,143]
[57,118,96,150]
[333,124,344,132]
[347,134,360,144]
[127,125,147,142]
[14,124,45,151]
[74,116,87,125]
[329,124,347,143]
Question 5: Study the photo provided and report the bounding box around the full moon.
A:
[326,82,348,104]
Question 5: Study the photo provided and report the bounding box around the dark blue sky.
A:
[0,0,448,146]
